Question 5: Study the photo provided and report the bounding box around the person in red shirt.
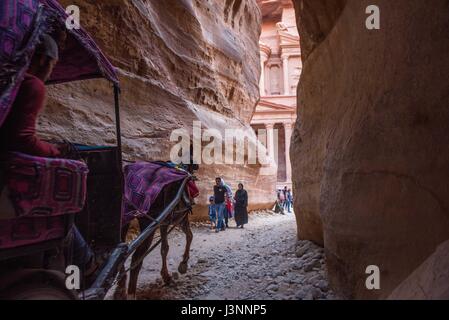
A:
[1,34,99,277]
[0,34,62,157]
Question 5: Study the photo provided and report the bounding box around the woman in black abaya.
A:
[234,183,248,228]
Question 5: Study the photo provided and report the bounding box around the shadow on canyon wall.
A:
[291,0,449,299]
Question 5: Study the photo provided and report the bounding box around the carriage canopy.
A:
[0,0,119,128]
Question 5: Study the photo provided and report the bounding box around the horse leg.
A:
[160,224,172,284]
[127,232,154,300]
[178,216,193,275]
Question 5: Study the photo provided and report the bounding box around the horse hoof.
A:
[178,262,188,274]
[162,274,173,285]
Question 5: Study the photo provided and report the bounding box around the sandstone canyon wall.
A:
[38,0,277,219]
[388,240,449,300]
[291,0,449,298]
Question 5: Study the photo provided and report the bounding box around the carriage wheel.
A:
[5,282,77,300]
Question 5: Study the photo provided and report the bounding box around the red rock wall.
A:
[291,0,449,298]
[38,0,277,218]
[388,240,449,300]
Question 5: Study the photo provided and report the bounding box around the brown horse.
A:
[113,179,194,300]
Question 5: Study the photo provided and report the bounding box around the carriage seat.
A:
[2,152,89,218]
[0,180,15,221]
[0,152,88,250]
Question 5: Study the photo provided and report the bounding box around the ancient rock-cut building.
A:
[252,0,300,189]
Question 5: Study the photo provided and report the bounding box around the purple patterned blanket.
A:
[0,151,87,250]
[0,215,66,250]
[0,159,189,249]
[4,152,88,217]
[122,162,189,224]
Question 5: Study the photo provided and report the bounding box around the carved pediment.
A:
[257,100,296,112]
[279,31,300,47]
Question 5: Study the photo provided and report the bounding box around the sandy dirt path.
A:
[108,211,338,300]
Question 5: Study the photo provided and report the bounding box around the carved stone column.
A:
[260,51,268,96]
[260,43,271,96]
[282,55,290,95]
[284,122,293,184]
[265,123,275,162]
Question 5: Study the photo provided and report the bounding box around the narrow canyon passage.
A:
[114,212,338,300]
[1,0,448,302]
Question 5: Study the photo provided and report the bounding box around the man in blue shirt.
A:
[286,189,293,213]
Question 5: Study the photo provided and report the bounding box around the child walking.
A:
[208,196,217,230]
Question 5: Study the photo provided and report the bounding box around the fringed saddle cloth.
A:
[122,162,190,224]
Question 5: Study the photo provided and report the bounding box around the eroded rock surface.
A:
[291,0,449,298]
[38,0,277,218]
[388,240,449,300]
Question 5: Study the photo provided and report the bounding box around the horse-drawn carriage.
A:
[0,0,197,300]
